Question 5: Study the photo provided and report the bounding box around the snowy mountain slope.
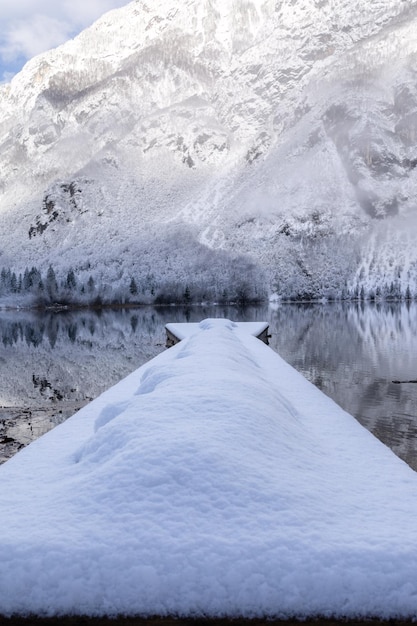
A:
[1,0,417,300]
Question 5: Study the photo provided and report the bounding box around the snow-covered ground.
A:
[1,318,417,618]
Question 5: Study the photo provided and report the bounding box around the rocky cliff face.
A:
[1,0,417,300]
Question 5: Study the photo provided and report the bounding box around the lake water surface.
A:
[1,302,417,469]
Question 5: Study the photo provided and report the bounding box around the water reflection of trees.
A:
[269,301,417,471]
[1,305,267,350]
[2,303,417,470]
[0,308,168,349]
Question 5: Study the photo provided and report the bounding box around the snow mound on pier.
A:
[1,319,417,618]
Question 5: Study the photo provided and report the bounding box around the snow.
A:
[1,318,417,618]
[165,319,269,340]
[1,0,417,299]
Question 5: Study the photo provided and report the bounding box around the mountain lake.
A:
[1,302,417,470]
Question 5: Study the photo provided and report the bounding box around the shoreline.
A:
[0,296,414,314]
[1,617,416,626]
[0,403,88,464]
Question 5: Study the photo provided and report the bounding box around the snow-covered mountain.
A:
[1,0,417,301]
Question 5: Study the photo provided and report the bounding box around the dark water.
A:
[1,302,417,470]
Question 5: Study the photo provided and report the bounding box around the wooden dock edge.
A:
[166,324,270,348]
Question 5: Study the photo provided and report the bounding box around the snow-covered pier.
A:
[165,320,270,347]
[1,318,417,619]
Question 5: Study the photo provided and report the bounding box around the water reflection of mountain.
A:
[0,305,269,462]
[1,303,417,471]
[0,307,168,463]
[270,302,417,470]
[0,305,267,408]
[1,309,160,408]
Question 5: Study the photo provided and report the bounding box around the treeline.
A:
[344,281,415,302]
[0,266,100,306]
[2,263,416,307]
[0,265,267,307]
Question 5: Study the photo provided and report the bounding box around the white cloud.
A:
[0,15,73,62]
[62,0,128,28]
[1,1,55,19]
[0,0,129,79]
[0,70,15,84]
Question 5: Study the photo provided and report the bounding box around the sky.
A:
[0,0,129,83]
